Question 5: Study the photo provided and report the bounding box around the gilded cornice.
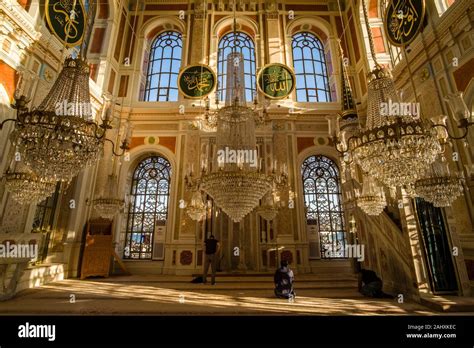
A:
[0,0,40,44]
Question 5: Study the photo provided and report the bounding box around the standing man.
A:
[203,234,220,285]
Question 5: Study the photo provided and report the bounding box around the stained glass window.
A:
[292,32,331,102]
[217,31,256,103]
[301,155,347,258]
[144,31,182,102]
[125,156,171,260]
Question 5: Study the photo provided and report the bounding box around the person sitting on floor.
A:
[358,268,393,298]
[274,260,295,299]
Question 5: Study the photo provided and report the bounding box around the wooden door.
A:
[80,219,113,279]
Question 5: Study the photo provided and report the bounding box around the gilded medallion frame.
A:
[45,0,86,48]
[178,64,217,100]
[257,63,296,100]
[383,0,426,47]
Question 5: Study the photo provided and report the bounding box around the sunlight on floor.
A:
[0,277,439,315]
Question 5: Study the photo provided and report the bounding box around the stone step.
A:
[119,259,355,276]
[91,274,358,291]
[191,273,357,279]
[88,281,357,291]
[104,273,357,282]
[420,295,474,312]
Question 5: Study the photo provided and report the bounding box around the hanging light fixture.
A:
[2,0,129,184]
[414,159,465,207]
[93,173,124,219]
[257,182,292,222]
[4,171,56,205]
[2,140,57,205]
[185,190,207,221]
[198,51,287,222]
[256,190,280,221]
[333,0,442,188]
[356,176,387,216]
[185,3,286,222]
[9,57,106,182]
[92,100,132,220]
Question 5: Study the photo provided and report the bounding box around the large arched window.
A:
[144,31,182,102]
[292,32,331,102]
[125,156,171,260]
[217,31,256,103]
[301,155,346,258]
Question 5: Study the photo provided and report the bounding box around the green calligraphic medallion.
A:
[257,63,295,100]
[45,0,86,47]
[384,0,426,47]
[178,64,216,99]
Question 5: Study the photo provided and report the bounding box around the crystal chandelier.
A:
[200,50,287,222]
[356,176,387,216]
[4,171,56,205]
[349,62,441,187]
[187,49,286,222]
[201,171,275,222]
[93,173,124,219]
[93,197,125,219]
[415,159,465,207]
[333,0,442,188]
[256,190,280,221]
[2,0,129,184]
[9,57,105,182]
[185,190,207,221]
